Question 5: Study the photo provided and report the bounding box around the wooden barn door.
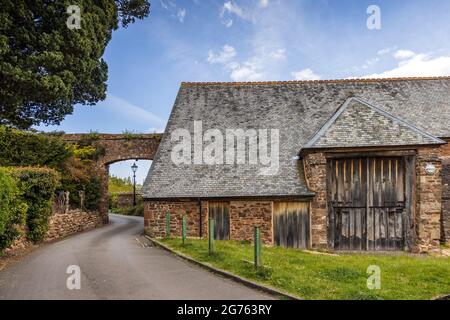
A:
[273,202,310,249]
[327,157,411,251]
[209,202,230,240]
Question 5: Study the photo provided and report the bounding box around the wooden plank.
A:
[273,202,310,249]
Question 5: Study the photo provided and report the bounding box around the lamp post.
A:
[131,162,138,206]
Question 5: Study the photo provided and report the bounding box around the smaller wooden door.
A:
[273,202,310,249]
[209,202,230,240]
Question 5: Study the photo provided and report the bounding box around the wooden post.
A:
[182,215,187,245]
[254,226,261,269]
[165,212,170,238]
[208,218,215,254]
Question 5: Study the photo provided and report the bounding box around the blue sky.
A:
[38,0,450,183]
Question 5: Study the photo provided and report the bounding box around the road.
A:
[0,214,273,300]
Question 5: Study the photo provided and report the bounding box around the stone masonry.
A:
[302,152,328,248]
[441,140,450,243]
[145,200,281,245]
[46,210,104,241]
[62,134,162,223]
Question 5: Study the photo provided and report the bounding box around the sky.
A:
[37,0,450,183]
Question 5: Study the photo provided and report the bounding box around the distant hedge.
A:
[0,168,28,250]
[9,167,60,243]
[0,126,71,168]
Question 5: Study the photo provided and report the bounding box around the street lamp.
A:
[131,162,138,206]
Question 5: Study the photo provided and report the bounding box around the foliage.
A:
[9,167,60,243]
[122,130,146,140]
[0,126,71,168]
[161,239,450,300]
[109,175,134,193]
[0,168,28,251]
[0,0,150,128]
[111,203,144,217]
[0,125,103,212]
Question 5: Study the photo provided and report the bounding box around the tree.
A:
[0,0,150,129]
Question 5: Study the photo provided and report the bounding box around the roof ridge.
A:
[181,76,450,87]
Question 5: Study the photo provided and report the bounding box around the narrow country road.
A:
[0,214,273,300]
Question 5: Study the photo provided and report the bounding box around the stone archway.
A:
[62,133,162,222]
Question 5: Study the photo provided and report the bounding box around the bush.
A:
[9,167,60,243]
[0,126,71,168]
[0,168,28,250]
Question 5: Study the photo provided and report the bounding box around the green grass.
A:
[160,238,450,300]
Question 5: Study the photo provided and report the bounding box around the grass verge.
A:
[160,238,450,300]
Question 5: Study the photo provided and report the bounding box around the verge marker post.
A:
[182,215,187,245]
[165,212,170,238]
[208,218,215,254]
[254,226,261,269]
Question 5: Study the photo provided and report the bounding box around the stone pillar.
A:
[303,152,328,249]
[415,147,442,252]
[98,164,110,224]
[440,141,450,244]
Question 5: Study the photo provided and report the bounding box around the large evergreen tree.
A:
[0,0,150,129]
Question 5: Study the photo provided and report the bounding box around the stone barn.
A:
[142,77,450,253]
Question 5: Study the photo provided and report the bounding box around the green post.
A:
[182,215,187,245]
[165,212,170,238]
[208,218,215,254]
[254,226,261,269]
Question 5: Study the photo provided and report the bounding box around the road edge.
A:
[146,236,301,301]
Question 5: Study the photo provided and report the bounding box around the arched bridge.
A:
[62,133,163,222]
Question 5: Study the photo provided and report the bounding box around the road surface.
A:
[0,214,273,300]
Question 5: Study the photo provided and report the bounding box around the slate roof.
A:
[303,97,445,149]
[143,77,450,199]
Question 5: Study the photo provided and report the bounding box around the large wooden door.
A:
[273,202,310,249]
[327,157,411,251]
[209,202,230,240]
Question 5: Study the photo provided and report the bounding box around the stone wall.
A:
[113,192,142,209]
[303,152,328,248]
[441,140,450,243]
[45,210,104,241]
[415,147,443,252]
[229,201,273,244]
[144,201,205,238]
[144,200,274,244]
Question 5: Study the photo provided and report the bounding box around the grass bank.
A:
[160,238,450,300]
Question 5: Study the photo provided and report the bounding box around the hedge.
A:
[0,126,71,168]
[0,168,28,250]
[9,167,60,243]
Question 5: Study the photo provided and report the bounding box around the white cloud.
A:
[259,0,269,8]
[207,45,287,82]
[177,8,186,23]
[362,57,380,69]
[377,47,397,56]
[222,19,233,28]
[221,1,245,18]
[269,48,286,60]
[108,94,166,128]
[393,49,416,60]
[363,52,450,78]
[229,63,263,81]
[291,68,321,80]
[207,45,237,64]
